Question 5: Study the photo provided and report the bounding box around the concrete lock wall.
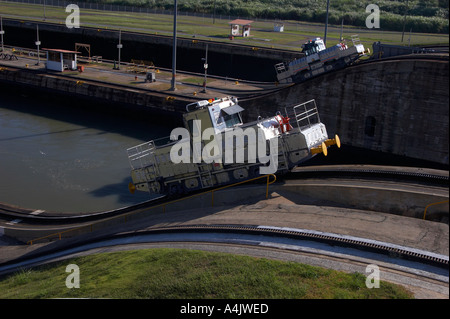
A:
[243,58,449,165]
[3,19,298,81]
[0,65,193,115]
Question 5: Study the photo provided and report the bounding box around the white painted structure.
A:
[43,48,79,72]
[274,24,284,32]
[229,19,253,37]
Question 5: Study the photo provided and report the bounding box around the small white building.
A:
[229,19,253,38]
[274,23,284,32]
[43,48,79,72]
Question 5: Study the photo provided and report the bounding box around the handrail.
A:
[27,174,277,245]
[423,200,449,220]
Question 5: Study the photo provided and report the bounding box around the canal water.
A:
[0,91,172,213]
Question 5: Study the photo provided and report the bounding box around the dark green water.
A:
[0,91,171,213]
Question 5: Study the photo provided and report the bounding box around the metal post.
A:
[401,0,409,42]
[324,0,330,46]
[0,16,4,53]
[202,44,208,93]
[170,0,178,91]
[408,27,412,47]
[35,24,41,65]
[43,0,46,21]
[116,29,122,70]
[213,0,216,24]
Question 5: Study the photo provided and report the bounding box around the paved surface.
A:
[0,47,287,100]
[1,186,448,261]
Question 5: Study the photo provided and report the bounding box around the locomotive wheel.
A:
[184,178,199,190]
[150,180,163,194]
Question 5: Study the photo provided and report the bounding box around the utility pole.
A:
[0,16,5,53]
[401,0,409,42]
[202,44,208,93]
[213,0,216,24]
[35,24,41,65]
[170,0,178,91]
[116,29,122,70]
[324,0,330,45]
[408,27,412,46]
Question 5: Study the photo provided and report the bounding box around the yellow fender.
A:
[310,142,328,156]
[325,134,341,148]
[128,182,136,194]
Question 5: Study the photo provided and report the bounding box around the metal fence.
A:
[1,0,275,24]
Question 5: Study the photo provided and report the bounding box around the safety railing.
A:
[27,174,277,245]
[126,141,156,170]
[423,200,449,220]
[291,99,321,131]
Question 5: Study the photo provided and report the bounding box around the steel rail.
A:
[1,166,447,224]
[130,224,449,268]
[24,174,276,245]
[288,166,449,184]
[1,224,447,276]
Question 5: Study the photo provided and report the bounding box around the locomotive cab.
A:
[301,38,326,56]
[184,97,244,134]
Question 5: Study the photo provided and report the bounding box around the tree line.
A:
[76,0,449,33]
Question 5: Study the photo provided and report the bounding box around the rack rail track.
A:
[130,224,449,269]
[0,224,447,278]
[287,165,449,185]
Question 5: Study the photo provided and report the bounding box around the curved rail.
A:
[0,224,447,278]
[1,165,447,224]
[287,165,449,185]
[25,174,276,245]
[132,224,449,268]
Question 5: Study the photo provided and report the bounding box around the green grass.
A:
[0,1,448,51]
[0,248,414,299]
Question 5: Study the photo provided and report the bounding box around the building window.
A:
[48,51,60,62]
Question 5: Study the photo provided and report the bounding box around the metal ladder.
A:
[197,162,213,189]
[277,136,289,171]
[192,140,214,188]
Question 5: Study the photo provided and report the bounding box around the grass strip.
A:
[0,248,413,299]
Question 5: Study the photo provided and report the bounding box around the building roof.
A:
[228,19,254,25]
[42,48,80,54]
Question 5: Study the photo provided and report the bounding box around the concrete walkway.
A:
[1,185,448,264]
[0,48,286,100]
